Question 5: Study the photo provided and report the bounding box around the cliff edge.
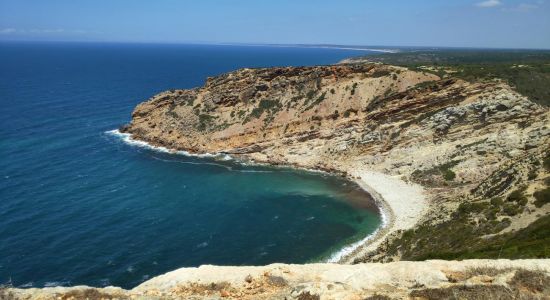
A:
[5,260,550,299]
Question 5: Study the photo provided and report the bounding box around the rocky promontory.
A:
[120,63,549,262]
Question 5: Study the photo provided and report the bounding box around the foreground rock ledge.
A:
[4,260,550,299]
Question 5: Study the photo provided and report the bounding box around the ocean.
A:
[0,42,382,288]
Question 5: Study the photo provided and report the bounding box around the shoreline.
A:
[340,171,427,263]
[325,176,393,263]
[107,129,428,264]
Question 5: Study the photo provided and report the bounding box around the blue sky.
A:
[0,0,549,49]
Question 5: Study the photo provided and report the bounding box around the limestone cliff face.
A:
[122,64,439,157]
[122,64,547,179]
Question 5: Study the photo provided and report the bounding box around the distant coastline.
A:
[210,42,400,53]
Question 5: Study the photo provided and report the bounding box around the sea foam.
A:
[325,208,389,263]
[105,129,232,160]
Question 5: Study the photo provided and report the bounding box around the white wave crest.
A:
[44,281,70,287]
[105,129,232,160]
[325,208,389,263]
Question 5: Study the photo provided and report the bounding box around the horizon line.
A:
[1,39,550,51]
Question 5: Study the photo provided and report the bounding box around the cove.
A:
[0,41,381,289]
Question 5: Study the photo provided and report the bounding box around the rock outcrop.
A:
[5,260,550,299]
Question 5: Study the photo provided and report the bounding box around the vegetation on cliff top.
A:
[349,49,550,106]
[376,153,550,262]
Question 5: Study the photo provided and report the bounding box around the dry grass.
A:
[464,267,511,278]
[364,294,393,300]
[410,285,516,300]
[0,287,17,300]
[58,288,128,300]
[510,269,550,294]
[296,291,321,300]
[411,268,550,300]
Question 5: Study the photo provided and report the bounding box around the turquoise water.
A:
[0,42,381,288]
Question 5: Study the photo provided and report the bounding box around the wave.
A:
[196,242,209,249]
[325,207,389,263]
[105,129,232,161]
[150,155,235,171]
[106,129,287,173]
[44,281,71,287]
[18,282,34,288]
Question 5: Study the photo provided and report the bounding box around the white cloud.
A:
[29,28,65,33]
[0,28,100,35]
[515,3,538,10]
[502,2,540,11]
[476,0,502,7]
[0,28,17,34]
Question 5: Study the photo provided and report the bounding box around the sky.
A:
[0,0,549,49]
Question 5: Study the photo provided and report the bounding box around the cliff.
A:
[120,63,550,262]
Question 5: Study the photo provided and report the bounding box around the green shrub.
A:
[534,187,550,208]
[248,99,282,119]
[303,92,327,111]
[186,96,196,106]
[343,108,357,118]
[490,197,504,206]
[434,161,460,181]
[197,114,217,131]
[350,82,358,95]
[458,202,488,215]
[442,169,456,181]
[371,69,391,78]
[507,188,528,206]
[543,153,550,171]
[503,203,521,216]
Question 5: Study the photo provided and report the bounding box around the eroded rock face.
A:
[122,64,547,178]
[121,64,440,154]
[5,260,550,299]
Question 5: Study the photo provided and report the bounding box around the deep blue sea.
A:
[0,42,381,289]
